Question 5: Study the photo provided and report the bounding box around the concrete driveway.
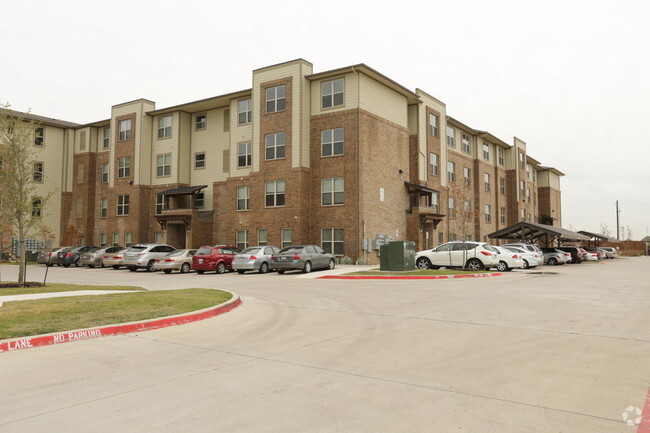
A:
[1,259,649,432]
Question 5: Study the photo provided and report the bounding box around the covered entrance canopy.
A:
[488,221,590,246]
[404,181,445,225]
[155,185,208,231]
[577,230,610,247]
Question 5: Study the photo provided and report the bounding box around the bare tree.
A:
[626,226,633,241]
[447,181,483,268]
[0,105,54,283]
[600,223,612,237]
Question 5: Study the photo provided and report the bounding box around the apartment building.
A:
[4,59,563,264]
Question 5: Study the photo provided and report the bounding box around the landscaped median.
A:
[319,269,502,279]
[0,283,241,353]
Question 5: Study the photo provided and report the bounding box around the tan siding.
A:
[310,72,359,117]
[151,112,179,186]
[178,112,191,185]
[358,73,408,127]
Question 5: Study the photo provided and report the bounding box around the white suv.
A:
[415,241,499,271]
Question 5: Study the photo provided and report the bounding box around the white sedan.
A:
[504,246,543,269]
[492,246,525,272]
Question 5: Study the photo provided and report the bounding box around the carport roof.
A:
[488,221,590,242]
[578,230,610,241]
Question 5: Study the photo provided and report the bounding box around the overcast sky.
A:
[3,0,649,240]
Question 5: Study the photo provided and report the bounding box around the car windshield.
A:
[279,247,302,254]
[196,247,213,255]
[241,247,262,255]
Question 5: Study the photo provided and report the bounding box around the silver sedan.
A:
[152,249,197,274]
[271,245,336,274]
[232,246,280,274]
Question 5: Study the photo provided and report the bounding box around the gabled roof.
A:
[0,108,79,128]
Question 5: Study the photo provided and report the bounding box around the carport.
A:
[577,230,610,247]
[487,222,590,246]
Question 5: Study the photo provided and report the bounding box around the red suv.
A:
[191,245,241,274]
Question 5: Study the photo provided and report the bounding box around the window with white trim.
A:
[483,142,490,161]
[321,178,344,205]
[321,128,344,156]
[498,148,504,166]
[322,228,344,255]
[463,167,471,186]
[238,142,252,167]
[194,193,204,208]
[117,156,130,178]
[195,113,206,130]
[485,204,491,223]
[265,181,285,207]
[112,232,119,246]
[125,232,132,247]
[155,194,165,214]
[447,161,455,182]
[432,192,440,213]
[34,127,44,146]
[33,162,44,182]
[32,197,42,217]
[101,163,109,183]
[265,132,286,160]
[266,85,286,113]
[117,195,129,216]
[258,229,268,246]
[500,207,506,224]
[430,153,439,176]
[195,152,205,169]
[156,154,171,177]
[100,233,107,247]
[461,134,470,153]
[322,79,344,108]
[236,230,249,250]
[429,113,438,137]
[238,99,252,124]
[118,119,131,141]
[281,228,292,248]
[484,173,490,192]
[103,128,110,149]
[446,126,455,147]
[157,115,172,139]
[237,186,250,211]
[520,180,525,199]
[448,198,455,218]
[499,177,505,195]
[100,198,108,218]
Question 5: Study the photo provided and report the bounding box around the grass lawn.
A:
[0,288,232,340]
[0,283,146,296]
[345,269,494,276]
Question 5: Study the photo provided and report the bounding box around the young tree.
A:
[0,105,54,283]
[447,181,483,268]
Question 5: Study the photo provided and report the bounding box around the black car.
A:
[56,246,97,267]
[556,246,583,264]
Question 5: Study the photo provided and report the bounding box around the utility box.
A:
[379,241,416,271]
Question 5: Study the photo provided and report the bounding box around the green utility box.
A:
[379,241,416,271]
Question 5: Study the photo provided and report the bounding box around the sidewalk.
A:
[0,290,141,307]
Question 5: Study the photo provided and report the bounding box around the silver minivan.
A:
[123,243,176,272]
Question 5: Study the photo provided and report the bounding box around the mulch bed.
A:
[0,282,45,289]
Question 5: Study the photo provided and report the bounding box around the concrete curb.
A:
[0,293,242,354]
[318,273,502,280]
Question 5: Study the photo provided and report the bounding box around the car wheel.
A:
[548,257,558,266]
[259,262,269,274]
[146,260,155,272]
[128,267,137,272]
[180,263,190,273]
[522,259,530,269]
[163,269,172,274]
[216,262,226,274]
[277,270,285,274]
[303,261,312,273]
[101,263,108,268]
[416,257,431,269]
[466,258,483,271]
[328,259,335,270]
[497,261,508,272]
[237,270,245,274]
[63,264,70,268]
[74,259,81,267]
[88,265,94,269]
[46,264,53,267]
[197,270,204,275]
[112,265,120,270]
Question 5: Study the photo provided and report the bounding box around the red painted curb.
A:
[0,296,242,354]
[318,273,502,280]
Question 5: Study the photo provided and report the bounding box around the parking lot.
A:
[1,258,649,432]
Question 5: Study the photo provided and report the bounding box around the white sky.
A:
[3,0,649,240]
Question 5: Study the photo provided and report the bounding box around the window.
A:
[500,207,506,224]
[429,113,438,137]
[499,177,506,195]
[237,99,252,124]
[258,229,268,246]
[265,132,286,160]
[100,198,108,218]
[463,200,471,218]
[461,134,470,153]
[463,167,471,186]
[430,153,439,176]
[446,126,455,147]
[31,197,42,217]
[321,128,344,156]
[526,188,531,203]
[157,115,172,139]
[195,153,205,169]
[236,230,249,250]
[498,148,504,166]
[526,164,531,180]
[238,142,252,167]
[447,161,455,182]
[117,156,130,178]
[34,127,44,146]
[117,195,129,216]
[101,163,109,183]
[485,204,491,223]
[75,198,83,218]
[118,119,131,141]
[266,84,286,113]
[265,180,285,207]
[33,162,44,182]
[154,232,163,243]
[448,198,455,218]
[321,178,344,205]
[100,233,107,247]
[112,232,119,246]
[521,208,526,220]
[194,192,204,208]
[125,232,132,248]
[519,152,525,169]
[322,78,344,108]
[482,142,490,161]
[281,228,292,248]
[237,186,250,211]
[77,164,84,184]
[520,181,525,199]
[322,228,344,255]
[156,154,171,177]
[195,113,206,130]
[155,194,165,214]
[484,173,490,192]
[431,192,440,213]
[103,128,110,149]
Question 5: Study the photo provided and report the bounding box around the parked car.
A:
[492,246,525,272]
[415,241,498,271]
[102,248,128,269]
[56,246,98,267]
[123,243,176,272]
[541,248,569,266]
[37,247,66,266]
[504,246,542,269]
[192,245,241,274]
[600,246,618,259]
[79,246,124,268]
[583,246,603,260]
[152,249,197,273]
[504,242,543,255]
[580,247,599,261]
[271,245,335,274]
[232,246,281,274]
[556,246,583,264]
